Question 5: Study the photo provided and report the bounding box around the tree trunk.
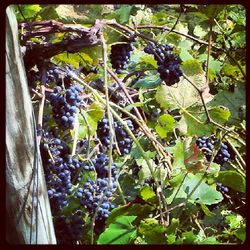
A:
[5,6,56,244]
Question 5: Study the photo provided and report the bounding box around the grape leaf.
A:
[225,213,244,230]
[221,63,243,77]
[132,75,161,89]
[139,186,157,204]
[155,114,176,138]
[169,140,185,172]
[115,5,133,24]
[167,173,223,205]
[55,5,88,22]
[97,215,137,244]
[155,74,206,109]
[208,84,246,125]
[54,52,82,68]
[183,173,223,205]
[181,231,197,244]
[179,112,214,136]
[234,226,246,241]
[138,158,155,182]
[179,104,230,136]
[197,237,220,244]
[179,49,194,61]
[209,106,231,124]
[165,218,179,235]
[184,138,206,173]
[216,171,245,193]
[87,102,105,122]
[106,204,154,226]
[199,5,225,19]
[200,204,216,217]
[39,5,59,20]
[181,59,203,76]
[16,4,41,21]
[138,218,167,244]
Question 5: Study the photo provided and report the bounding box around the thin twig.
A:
[225,137,245,170]
[37,67,46,146]
[71,110,79,156]
[206,21,213,88]
[100,31,114,187]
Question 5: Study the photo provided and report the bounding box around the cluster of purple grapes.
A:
[49,85,83,129]
[144,41,183,86]
[54,210,85,244]
[196,135,232,166]
[110,42,134,74]
[41,132,91,243]
[75,153,118,234]
[26,64,80,89]
[41,135,70,213]
[97,118,134,155]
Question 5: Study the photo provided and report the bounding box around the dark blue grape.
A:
[97,118,134,155]
[49,85,83,129]
[110,42,134,74]
[196,135,232,167]
[144,42,182,86]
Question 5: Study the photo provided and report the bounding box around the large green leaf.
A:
[179,112,214,136]
[208,84,246,125]
[155,74,205,109]
[179,105,230,136]
[138,158,155,183]
[197,236,220,244]
[167,173,223,205]
[199,5,225,19]
[184,173,223,205]
[216,171,245,193]
[75,102,104,139]
[97,216,137,244]
[87,102,105,122]
[54,5,89,22]
[165,218,179,235]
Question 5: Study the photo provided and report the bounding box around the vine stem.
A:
[37,67,47,146]
[206,21,213,90]
[225,137,246,170]
[71,109,79,156]
[100,31,114,187]
[102,65,145,122]
[80,110,91,157]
